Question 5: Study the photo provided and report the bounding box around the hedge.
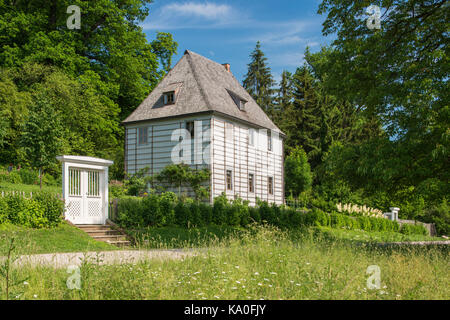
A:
[0,192,64,228]
[114,193,428,236]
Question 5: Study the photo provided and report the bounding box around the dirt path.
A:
[5,249,196,269]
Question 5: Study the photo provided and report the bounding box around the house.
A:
[122,50,285,206]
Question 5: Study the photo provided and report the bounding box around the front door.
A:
[66,168,104,224]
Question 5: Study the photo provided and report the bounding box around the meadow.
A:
[2,225,448,300]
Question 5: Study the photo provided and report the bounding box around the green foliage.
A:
[212,194,228,226]
[243,41,275,115]
[400,224,428,236]
[124,167,151,196]
[0,197,8,224]
[285,146,312,197]
[17,169,39,185]
[0,193,63,228]
[155,163,211,201]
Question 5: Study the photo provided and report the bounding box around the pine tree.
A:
[243,42,275,115]
[289,65,322,166]
[273,70,293,127]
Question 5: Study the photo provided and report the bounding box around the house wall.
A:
[124,115,212,198]
[125,114,285,205]
[210,115,284,206]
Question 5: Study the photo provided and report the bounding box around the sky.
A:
[140,0,333,84]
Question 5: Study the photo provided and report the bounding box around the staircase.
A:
[77,224,131,247]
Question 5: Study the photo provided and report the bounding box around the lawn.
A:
[0,222,118,255]
[2,225,449,300]
[129,226,244,249]
[316,226,445,243]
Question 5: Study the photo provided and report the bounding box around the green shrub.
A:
[175,201,190,228]
[400,223,428,236]
[159,192,177,226]
[18,168,39,185]
[249,206,261,223]
[142,194,161,226]
[199,202,213,225]
[189,201,203,227]
[116,197,144,228]
[258,201,276,225]
[32,192,64,227]
[0,197,9,224]
[7,171,22,184]
[212,194,228,225]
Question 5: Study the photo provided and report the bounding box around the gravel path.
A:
[4,249,196,269]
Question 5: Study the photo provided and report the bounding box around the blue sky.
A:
[141,0,333,84]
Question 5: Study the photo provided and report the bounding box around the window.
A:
[138,127,148,145]
[248,173,254,193]
[186,121,195,138]
[267,130,272,151]
[163,91,175,105]
[226,170,233,191]
[248,128,255,146]
[268,177,273,195]
[227,89,247,111]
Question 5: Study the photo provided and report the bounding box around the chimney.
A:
[222,63,231,72]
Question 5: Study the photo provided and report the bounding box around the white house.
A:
[122,50,285,205]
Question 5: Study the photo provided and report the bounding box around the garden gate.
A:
[57,156,113,225]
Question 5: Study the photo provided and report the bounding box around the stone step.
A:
[75,224,131,248]
[107,240,131,247]
[84,230,122,236]
[91,235,128,242]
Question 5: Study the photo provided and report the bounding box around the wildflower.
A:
[254,272,259,275]
[33,294,38,298]
[258,283,263,286]
[235,266,240,269]
[270,272,277,275]
[23,281,29,286]
[231,287,237,290]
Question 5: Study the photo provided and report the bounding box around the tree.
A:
[243,41,276,115]
[284,146,313,197]
[20,98,63,189]
[289,65,323,165]
[272,70,293,129]
[0,0,178,119]
[315,0,449,191]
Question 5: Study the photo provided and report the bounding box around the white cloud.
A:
[270,52,305,67]
[164,3,232,20]
[142,2,243,30]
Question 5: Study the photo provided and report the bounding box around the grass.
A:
[129,226,244,249]
[316,226,445,243]
[0,182,60,195]
[0,222,118,255]
[2,225,448,300]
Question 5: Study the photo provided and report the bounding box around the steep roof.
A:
[122,50,282,133]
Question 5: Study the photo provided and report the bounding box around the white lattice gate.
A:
[57,156,113,225]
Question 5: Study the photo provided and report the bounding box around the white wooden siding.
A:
[125,114,284,205]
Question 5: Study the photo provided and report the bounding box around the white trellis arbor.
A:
[57,155,113,225]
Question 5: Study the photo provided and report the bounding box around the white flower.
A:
[23,281,29,285]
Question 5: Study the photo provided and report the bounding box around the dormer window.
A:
[163,91,175,105]
[227,89,247,111]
